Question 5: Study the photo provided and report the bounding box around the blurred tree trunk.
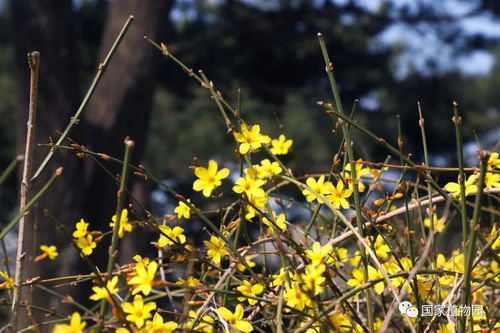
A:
[83,0,172,248]
[11,0,78,226]
[10,0,173,329]
[10,0,81,329]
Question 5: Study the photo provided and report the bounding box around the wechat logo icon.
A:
[399,301,419,318]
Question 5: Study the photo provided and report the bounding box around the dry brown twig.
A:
[11,51,40,333]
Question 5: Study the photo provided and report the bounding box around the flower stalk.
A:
[317,32,375,332]
[10,51,40,332]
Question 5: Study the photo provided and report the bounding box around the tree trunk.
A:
[81,0,173,270]
[10,1,81,329]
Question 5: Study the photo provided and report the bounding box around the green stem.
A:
[452,102,470,247]
[459,152,488,333]
[317,32,373,332]
[31,16,134,183]
[318,102,459,212]
[0,168,62,241]
[417,102,433,240]
[199,70,233,131]
[99,139,134,324]
[396,115,421,331]
[106,140,134,277]
[0,156,23,187]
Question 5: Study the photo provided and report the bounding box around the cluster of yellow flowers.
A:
[5,32,496,333]
[39,119,500,333]
[444,152,500,198]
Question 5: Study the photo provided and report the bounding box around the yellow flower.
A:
[270,267,288,287]
[174,199,192,219]
[325,247,349,269]
[217,304,253,333]
[262,212,287,232]
[158,225,186,247]
[121,294,156,328]
[347,268,364,289]
[76,235,97,256]
[299,318,321,333]
[89,276,119,302]
[350,250,361,266]
[436,322,455,333]
[444,251,465,274]
[348,266,384,294]
[444,174,477,198]
[176,276,200,286]
[301,263,326,295]
[487,224,500,250]
[144,312,177,333]
[193,160,230,197]
[244,194,268,220]
[305,242,332,265]
[370,166,388,179]
[325,181,352,209]
[343,159,370,192]
[284,282,311,311]
[0,271,14,289]
[203,235,229,264]
[42,245,58,259]
[110,208,133,238]
[423,215,446,233]
[485,171,500,189]
[233,169,266,197]
[127,261,158,296]
[384,256,413,289]
[371,235,391,261]
[254,159,282,178]
[270,134,293,155]
[333,247,349,264]
[238,256,256,272]
[487,152,500,169]
[35,244,58,261]
[328,312,352,331]
[367,265,385,294]
[374,317,383,332]
[72,218,89,238]
[115,328,129,333]
[236,280,264,305]
[302,175,333,203]
[133,255,150,266]
[184,309,214,332]
[233,124,271,155]
[344,159,371,178]
[52,312,86,333]
[416,278,433,300]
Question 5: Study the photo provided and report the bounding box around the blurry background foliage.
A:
[0,0,500,238]
[146,0,500,180]
[0,0,499,230]
[2,0,500,182]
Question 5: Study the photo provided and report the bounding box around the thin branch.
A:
[326,187,500,247]
[30,16,134,183]
[10,51,40,332]
[0,155,24,187]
